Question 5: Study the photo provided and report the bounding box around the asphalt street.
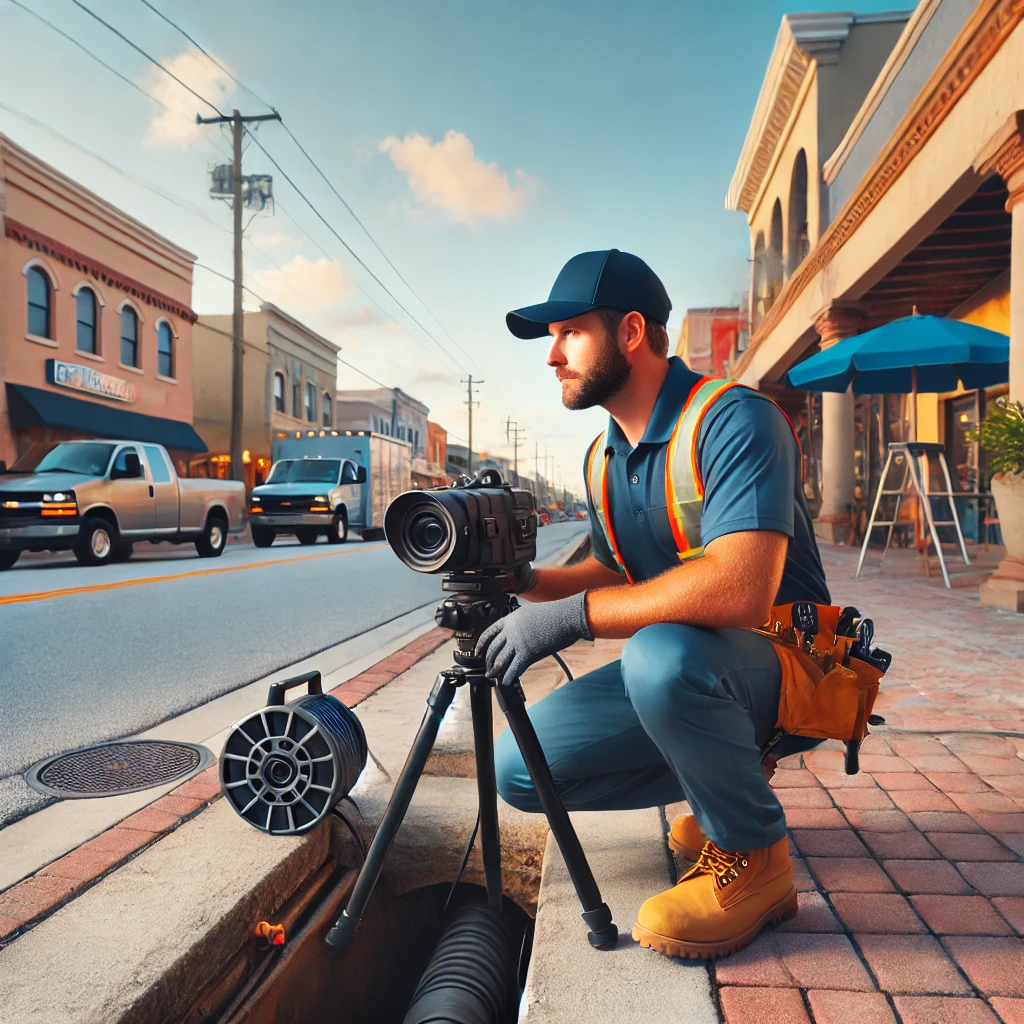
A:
[0,520,588,826]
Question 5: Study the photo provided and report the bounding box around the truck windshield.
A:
[33,443,116,476]
[266,459,341,484]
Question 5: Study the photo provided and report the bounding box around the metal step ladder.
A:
[856,441,970,589]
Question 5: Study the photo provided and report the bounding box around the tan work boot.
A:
[667,813,705,860]
[633,836,797,959]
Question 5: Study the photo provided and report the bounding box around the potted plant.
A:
[969,395,1024,564]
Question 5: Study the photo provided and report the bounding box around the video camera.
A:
[384,468,537,575]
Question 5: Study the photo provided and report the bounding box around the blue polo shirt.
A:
[586,357,830,605]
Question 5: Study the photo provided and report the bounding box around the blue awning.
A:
[5,383,208,453]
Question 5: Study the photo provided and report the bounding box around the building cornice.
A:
[823,0,943,185]
[0,133,197,271]
[727,11,914,215]
[732,0,1024,381]
[260,302,339,354]
[5,218,197,324]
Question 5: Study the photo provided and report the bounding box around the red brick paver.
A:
[806,990,897,1024]
[856,934,971,995]
[944,936,1024,996]
[910,895,1014,936]
[719,986,811,1024]
[893,996,1001,1023]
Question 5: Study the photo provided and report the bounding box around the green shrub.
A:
[967,396,1024,481]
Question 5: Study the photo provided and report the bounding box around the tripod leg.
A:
[496,679,618,950]
[326,671,458,952]
[470,678,504,914]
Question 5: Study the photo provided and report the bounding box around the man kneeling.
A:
[476,250,830,959]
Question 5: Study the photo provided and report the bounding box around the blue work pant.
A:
[494,624,815,851]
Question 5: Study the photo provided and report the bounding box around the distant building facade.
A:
[192,303,338,489]
[0,134,204,471]
[676,308,743,377]
[412,419,448,488]
[335,386,428,457]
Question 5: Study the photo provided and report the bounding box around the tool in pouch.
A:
[755,602,892,775]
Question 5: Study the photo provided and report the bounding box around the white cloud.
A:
[253,232,305,250]
[143,51,234,150]
[251,255,353,312]
[378,130,535,225]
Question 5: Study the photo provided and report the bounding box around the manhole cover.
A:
[26,740,215,798]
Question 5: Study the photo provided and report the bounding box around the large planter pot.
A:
[981,472,1024,612]
[991,472,1024,561]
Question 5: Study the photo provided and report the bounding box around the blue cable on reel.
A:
[220,670,367,835]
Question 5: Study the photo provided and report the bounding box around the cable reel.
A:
[220,671,367,835]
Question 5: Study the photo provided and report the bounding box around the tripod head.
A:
[434,572,518,662]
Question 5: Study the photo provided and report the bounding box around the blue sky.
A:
[0,0,909,491]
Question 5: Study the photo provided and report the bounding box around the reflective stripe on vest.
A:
[585,376,758,581]
[664,377,742,561]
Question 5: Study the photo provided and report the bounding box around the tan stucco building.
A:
[0,134,202,471]
[728,0,1023,607]
[192,304,338,489]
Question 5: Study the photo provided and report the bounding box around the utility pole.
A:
[534,440,542,499]
[462,375,482,476]
[506,417,527,486]
[196,108,281,481]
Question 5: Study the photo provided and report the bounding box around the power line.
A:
[6,0,193,123]
[242,130,470,379]
[135,0,275,111]
[66,0,224,116]
[133,0,492,383]
[0,100,230,235]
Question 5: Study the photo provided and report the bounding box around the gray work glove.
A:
[475,592,592,686]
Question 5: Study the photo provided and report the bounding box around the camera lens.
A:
[408,508,450,560]
[385,494,459,572]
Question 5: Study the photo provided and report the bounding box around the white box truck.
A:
[250,429,412,545]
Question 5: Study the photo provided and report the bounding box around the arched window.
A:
[157,321,174,377]
[120,306,139,367]
[786,150,809,277]
[27,266,52,338]
[751,232,766,332]
[76,287,98,354]
[766,199,784,308]
[273,372,286,413]
[305,381,316,422]
[322,392,332,427]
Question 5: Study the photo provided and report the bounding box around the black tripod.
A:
[326,573,618,952]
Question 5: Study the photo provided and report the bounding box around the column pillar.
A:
[975,112,1024,611]
[812,303,865,545]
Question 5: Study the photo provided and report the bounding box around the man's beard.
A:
[561,333,631,410]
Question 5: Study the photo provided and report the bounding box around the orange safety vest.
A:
[584,376,796,583]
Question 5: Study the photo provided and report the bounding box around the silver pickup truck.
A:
[0,440,246,570]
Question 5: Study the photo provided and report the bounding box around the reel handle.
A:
[266,670,323,707]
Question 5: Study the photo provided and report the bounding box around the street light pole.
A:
[196,108,281,482]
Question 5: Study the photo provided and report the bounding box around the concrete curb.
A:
[0,626,453,946]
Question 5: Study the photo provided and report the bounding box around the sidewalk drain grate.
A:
[26,740,215,799]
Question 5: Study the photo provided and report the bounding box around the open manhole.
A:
[26,740,215,798]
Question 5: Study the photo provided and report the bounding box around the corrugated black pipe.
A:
[402,905,517,1024]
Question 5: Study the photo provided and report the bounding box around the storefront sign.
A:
[47,360,139,404]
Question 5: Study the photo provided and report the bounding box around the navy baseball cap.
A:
[506,249,672,339]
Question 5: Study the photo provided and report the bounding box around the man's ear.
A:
[620,311,648,356]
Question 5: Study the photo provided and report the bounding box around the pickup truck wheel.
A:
[74,518,118,566]
[296,527,319,545]
[251,525,275,548]
[326,512,348,544]
[0,549,20,571]
[196,515,228,558]
[110,542,134,564]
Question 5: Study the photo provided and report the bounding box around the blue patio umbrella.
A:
[787,312,1008,393]
[785,311,1008,439]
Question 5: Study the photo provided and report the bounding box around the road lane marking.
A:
[0,544,388,607]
